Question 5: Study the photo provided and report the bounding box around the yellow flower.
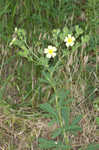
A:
[44,45,57,58]
[64,34,75,47]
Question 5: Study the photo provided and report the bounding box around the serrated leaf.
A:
[59,33,65,41]
[52,29,60,37]
[18,50,29,58]
[39,57,48,66]
[12,39,27,50]
[75,25,83,36]
[81,35,90,44]
[63,26,69,34]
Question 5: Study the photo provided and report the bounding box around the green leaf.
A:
[11,39,27,50]
[39,138,57,149]
[39,138,71,150]
[55,141,71,150]
[75,25,83,36]
[72,42,80,51]
[40,103,57,118]
[59,33,65,41]
[93,97,99,111]
[93,97,99,104]
[42,71,51,81]
[63,98,74,105]
[96,117,99,125]
[59,26,69,41]
[71,115,82,126]
[0,1,12,17]
[81,35,90,44]
[18,49,29,58]
[48,119,56,126]
[63,26,69,35]
[52,29,60,37]
[65,125,82,132]
[58,144,71,150]
[61,106,70,127]
[42,71,57,86]
[39,57,48,66]
[17,28,26,41]
[86,144,99,150]
[51,128,62,139]
[56,89,69,101]
[39,78,49,84]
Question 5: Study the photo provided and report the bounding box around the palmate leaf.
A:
[18,50,29,58]
[11,39,27,51]
[61,106,70,127]
[71,115,82,126]
[51,128,62,139]
[75,25,83,37]
[65,125,82,132]
[86,144,99,150]
[57,144,71,150]
[38,138,57,149]
[39,138,71,150]
[56,89,69,101]
[50,89,70,104]
[40,103,58,119]
[53,141,71,150]
[53,145,71,150]
[42,72,57,86]
[38,57,48,66]
[81,35,90,44]
[48,119,56,126]
[63,26,69,35]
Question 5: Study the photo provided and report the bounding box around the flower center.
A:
[48,49,53,54]
[68,38,72,43]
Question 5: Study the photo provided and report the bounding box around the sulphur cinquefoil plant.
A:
[10,25,99,150]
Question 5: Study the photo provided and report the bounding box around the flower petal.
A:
[44,48,48,53]
[48,45,53,49]
[44,45,57,58]
[70,42,74,46]
[72,37,75,41]
[46,53,51,58]
[66,43,69,47]
[64,37,68,42]
[52,52,56,57]
[53,47,57,51]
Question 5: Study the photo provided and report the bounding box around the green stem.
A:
[54,87,70,149]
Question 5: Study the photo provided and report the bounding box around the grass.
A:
[0,0,99,149]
